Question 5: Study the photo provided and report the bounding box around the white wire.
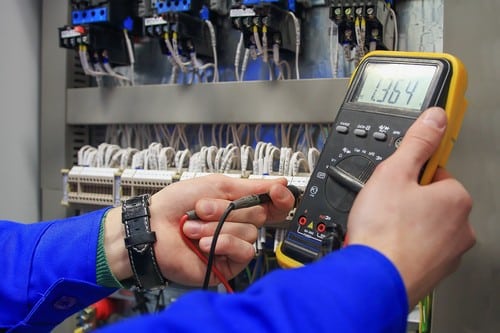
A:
[159,146,176,170]
[253,28,264,56]
[262,29,268,63]
[103,62,132,84]
[109,149,124,168]
[131,150,146,169]
[176,149,191,173]
[205,20,219,82]
[123,29,136,85]
[199,146,209,172]
[240,48,250,81]
[189,51,202,84]
[79,48,108,78]
[221,145,239,173]
[307,147,320,171]
[234,32,244,81]
[206,146,218,173]
[104,145,121,167]
[92,61,105,87]
[78,145,95,166]
[273,44,284,80]
[329,21,340,78]
[278,61,291,80]
[388,6,398,50]
[164,36,190,73]
[264,145,279,174]
[167,55,179,84]
[214,147,225,172]
[121,148,138,169]
[288,11,301,79]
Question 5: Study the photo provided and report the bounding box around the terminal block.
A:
[248,174,309,192]
[120,169,175,201]
[152,0,228,15]
[70,0,139,28]
[144,0,217,60]
[230,0,299,54]
[154,0,204,14]
[62,166,121,207]
[59,24,130,66]
[329,0,396,51]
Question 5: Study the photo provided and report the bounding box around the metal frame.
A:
[66,79,348,124]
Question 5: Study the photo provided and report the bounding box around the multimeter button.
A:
[335,125,349,134]
[373,132,387,141]
[353,129,367,137]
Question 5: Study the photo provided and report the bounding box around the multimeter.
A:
[276,51,468,268]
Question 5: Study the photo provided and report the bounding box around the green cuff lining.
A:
[96,208,124,289]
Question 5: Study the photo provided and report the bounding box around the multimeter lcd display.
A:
[353,63,437,111]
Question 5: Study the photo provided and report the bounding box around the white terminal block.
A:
[288,176,309,191]
[120,169,175,201]
[65,166,121,206]
[180,171,243,181]
[179,171,198,181]
[250,174,310,192]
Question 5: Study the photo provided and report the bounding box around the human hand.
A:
[105,174,296,287]
[347,107,475,308]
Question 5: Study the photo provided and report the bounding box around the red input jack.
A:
[298,216,308,226]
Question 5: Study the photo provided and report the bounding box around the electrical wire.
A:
[123,29,135,85]
[204,20,219,82]
[234,32,244,81]
[164,33,190,73]
[79,46,109,79]
[102,58,132,85]
[287,11,301,79]
[201,204,235,290]
[179,214,233,292]
[240,48,250,81]
[388,5,399,50]
[252,26,264,57]
[262,26,268,64]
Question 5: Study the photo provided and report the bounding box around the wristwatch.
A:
[121,194,167,290]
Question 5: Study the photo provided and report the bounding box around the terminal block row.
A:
[62,166,309,207]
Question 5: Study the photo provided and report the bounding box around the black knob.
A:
[324,155,375,212]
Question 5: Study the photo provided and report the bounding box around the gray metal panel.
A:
[0,0,41,222]
[432,0,500,332]
[40,0,70,219]
[41,188,68,221]
[67,79,349,124]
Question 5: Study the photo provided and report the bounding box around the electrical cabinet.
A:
[41,0,500,332]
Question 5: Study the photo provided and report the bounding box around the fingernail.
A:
[184,221,201,236]
[422,107,447,131]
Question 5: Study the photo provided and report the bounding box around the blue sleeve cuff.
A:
[0,209,116,331]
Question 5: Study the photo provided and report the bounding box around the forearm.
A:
[0,209,116,331]
[97,245,409,333]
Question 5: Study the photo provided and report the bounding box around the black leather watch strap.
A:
[121,194,166,290]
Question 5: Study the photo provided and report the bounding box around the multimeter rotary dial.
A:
[325,155,375,212]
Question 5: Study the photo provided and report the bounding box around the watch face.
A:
[352,62,438,111]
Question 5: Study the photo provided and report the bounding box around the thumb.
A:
[392,107,447,179]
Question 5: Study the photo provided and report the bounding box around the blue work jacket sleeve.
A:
[0,209,116,332]
[98,245,409,333]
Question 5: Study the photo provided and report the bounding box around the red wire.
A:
[179,214,234,293]
[343,233,349,248]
